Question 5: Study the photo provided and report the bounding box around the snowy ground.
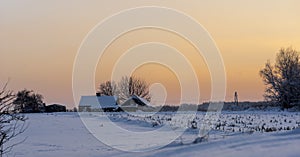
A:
[7,112,300,157]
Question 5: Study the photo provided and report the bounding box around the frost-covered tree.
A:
[260,47,300,108]
[97,81,117,96]
[117,76,151,103]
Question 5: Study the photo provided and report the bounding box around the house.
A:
[45,104,66,112]
[78,96,118,112]
[119,95,154,112]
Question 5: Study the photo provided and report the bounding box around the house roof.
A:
[47,104,65,107]
[132,95,151,106]
[79,96,118,109]
[121,95,151,107]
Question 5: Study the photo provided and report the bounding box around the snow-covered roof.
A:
[79,96,118,109]
[132,95,151,106]
[121,95,152,107]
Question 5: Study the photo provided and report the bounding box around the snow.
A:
[79,96,118,109]
[7,112,300,157]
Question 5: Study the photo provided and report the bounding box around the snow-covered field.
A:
[106,111,300,133]
[7,112,300,157]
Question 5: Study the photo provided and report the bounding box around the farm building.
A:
[119,95,154,112]
[78,96,118,112]
[46,104,66,112]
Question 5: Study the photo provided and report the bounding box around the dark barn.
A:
[46,104,67,112]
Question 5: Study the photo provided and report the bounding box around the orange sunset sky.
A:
[1,0,300,108]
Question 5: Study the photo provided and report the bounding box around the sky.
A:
[1,0,300,108]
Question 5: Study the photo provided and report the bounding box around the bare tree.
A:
[117,76,131,103]
[97,81,117,96]
[118,76,151,103]
[260,47,300,108]
[0,82,27,156]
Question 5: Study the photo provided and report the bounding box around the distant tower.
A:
[234,91,239,106]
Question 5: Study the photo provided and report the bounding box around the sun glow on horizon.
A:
[1,0,300,108]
